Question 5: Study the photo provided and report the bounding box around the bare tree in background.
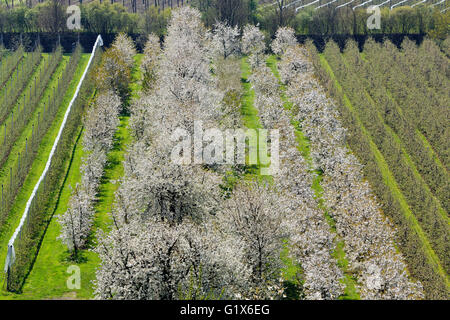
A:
[38,0,66,33]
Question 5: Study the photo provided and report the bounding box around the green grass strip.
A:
[240,57,261,130]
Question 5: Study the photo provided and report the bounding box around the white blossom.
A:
[271,27,297,56]
[281,43,424,300]
[94,217,250,300]
[141,34,161,91]
[217,180,292,299]
[212,21,241,59]
[57,184,94,254]
[112,33,137,70]
[83,90,121,152]
[242,25,266,69]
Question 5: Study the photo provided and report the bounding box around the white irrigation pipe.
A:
[283,0,303,8]
[376,0,391,7]
[353,0,373,10]
[411,0,428,7]
[391,0,411,9]
[296,0,320,11]
[336,0,356,9]
[316,0,339,9]
[4,35,103,273]
[430,0,445,7]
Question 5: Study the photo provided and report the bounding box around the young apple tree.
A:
[57,184,94,257]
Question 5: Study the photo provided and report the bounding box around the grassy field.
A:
[240,57,261,130]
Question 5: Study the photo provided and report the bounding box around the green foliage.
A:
[192,0,257,27]
[0,1,448,38]
[0,1,66,33]
[428,9,450,40]
[260,5,449,37]
[95,46,131,102]
[0,1,153,34]
[141,7,171,37]
[255,2,298,37]
[81,1,140,34]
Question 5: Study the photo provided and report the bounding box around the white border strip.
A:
[4,35,103,273]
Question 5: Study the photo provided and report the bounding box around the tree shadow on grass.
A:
[61,249,88,264]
